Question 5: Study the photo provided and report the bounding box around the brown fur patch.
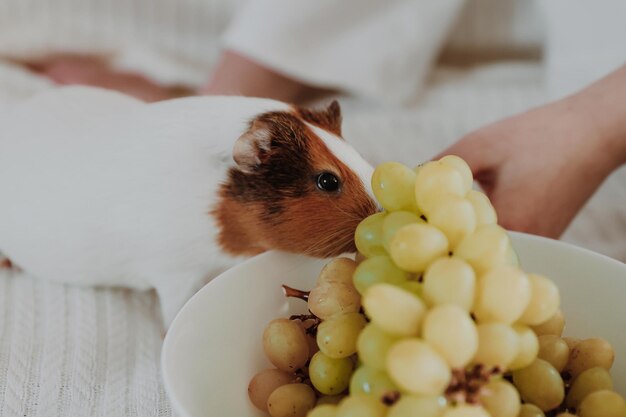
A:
[295,100,342,137]
[0,257,12,269]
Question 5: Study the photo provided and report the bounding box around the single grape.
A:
[363,284,426,336]
[316,395,345,406]
[353,256,407,295]
[357,323,398,371]
[248,369,295,411]
[382,211,423,252]
[355,212,387,258]
[478,379,520,417]
[415,161,468,215]
[504,243,520,267]
[317,312,367,359]
[578,390,626,417]
[518,274,560,326]
[387,395,446,417]
[307,404,338,417]
[308,282,361,320]
[263,319,310,372]
[473,323,519,369]
[564,337,615,378]
[518,404,545,417]
[421,304,478,368]
[537,335,570,372]
[439,155,473,191]
[309,352,353,395]
[565,366,613,408]
[454,224,510,275]
[466,190,497,226]
[512,359,565,412]
[423,257,476,311]
[371,162,418,212]
[530,309,565,337]
[473,265,531,324]
[389,223,449,273]
[509,325,539,370]
[336,395,387,417]
[427,196,477,249]
[441,404,490,417]
[317,257,358,286]
[349,365,398,398]
[386,338,451,396]
[267,383,317,417]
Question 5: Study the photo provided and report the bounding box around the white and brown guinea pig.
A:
[0,86,378,325]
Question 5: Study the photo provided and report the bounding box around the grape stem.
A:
[445,364,502,405]
[282,285,310,301]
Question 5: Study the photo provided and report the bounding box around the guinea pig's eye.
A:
[316,172,340,192]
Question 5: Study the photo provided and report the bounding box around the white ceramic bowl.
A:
[162,232,626,417]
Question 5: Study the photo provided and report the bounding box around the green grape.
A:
[474,323,519,369]
[387,395,446,417]
[441,404,490,417]
[512,359,564,412]
[537,335,569,372]
[473,265,531,324]
[423,257,476,311]
[308,282,361,320]
[307,404,338,417]
[478,379,520,417]
[439,155,473,191]
[317,258,358,286]
[336,395,387,417]
[362,284,426,336]
[578,390,626,417]
[415,161,469,215]
[353,256,407,295]
[386,338,451,396]
[555,413,576,417]
[382,211,423,252]
[531,309,565,337]
[518,274,560,326]
[267,383,317,417]
[422,305,478,368]
[509,325,539,370]
[466,190,497,226]
[316,395,345,406]
[400,280,423,296]
[564,337,615,378]
[454,224,510,275]
[389,223,449,273]
[263,319,310,372]
[356,323,398,371]
[317,312,367,359]
[518,404,545,417]
[349,365,398,398]
[248,369,295,411]
[371,162,418,212]
[565,366,614,408]
[427,196,477,249]
[309,352,353,395]
[355,212,387,258]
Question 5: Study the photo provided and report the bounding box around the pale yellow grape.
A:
[537,335,570,372]
[531,309,565,337]
[356,323,398,371]
[353,256,407,295]
[267,383,316,417]
[439,155,473,191]
[415,161,469,215]
[519,274,560,325]
[518,404,545,417]
[308,282,361,320]
[382,211,423,252]
[423,257,476,311]
[466,190,497,226]
[578,390,626,417]
[563,337,581,351]
[317,313,366,359]
[509,325,539,370]
[316,395,345,406]
[363,284,426,336]
[263,319,310,372]
[386,339,451,396]
[387,396,446,417]
[372,162,418,212]
[474,323,519,369]
[355,212,387,258]
[474,265,531,324]
[400,280,423,296]
[441,404,490,417]
[565,367,613,408]
[512,359,564,412]
[349,365,398,398]
[564,337,615,378]
[307,404,337,417]
[478,379,520,417]
[422,305,478,368]
[309,352,353,395]
[336,395,387,417]
[454,224,510,275]
[389,223,449,273]
[317,258,357,286]
[504,243,520,267]
[248,369,295,411]
[427,196,477,249]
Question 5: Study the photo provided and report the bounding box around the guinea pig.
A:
[0,86,378,325]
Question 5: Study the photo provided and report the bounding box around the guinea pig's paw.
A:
[0,256,14,269]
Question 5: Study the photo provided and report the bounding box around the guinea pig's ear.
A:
[233,120,272,173]
[326,100,342,132]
